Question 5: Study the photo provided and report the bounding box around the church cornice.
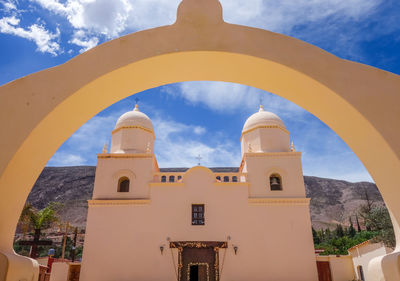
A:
[88,199,151,206]
[244,151,302,158]
[248,197,310,206]
[97,153,154,159]
[112,125,155,139]
[241,125,289,141]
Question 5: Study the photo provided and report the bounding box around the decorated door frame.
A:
[170,241,228,281]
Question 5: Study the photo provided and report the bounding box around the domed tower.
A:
[241,106,306,198]
[110,104,154,154]
[92,104,157,200]
[241,105,290,155]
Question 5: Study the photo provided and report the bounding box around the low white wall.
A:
[350,242,390,281]
[317,255,355,281]
[49,262,69,281]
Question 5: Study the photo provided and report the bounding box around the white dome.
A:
[114,105,153,131]
[242,106,285,132]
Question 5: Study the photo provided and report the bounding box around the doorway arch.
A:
[0,0,399,279]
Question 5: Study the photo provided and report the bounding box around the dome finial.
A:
[134,97,140,111]
[102,143,108,153]
[259,104,264,112]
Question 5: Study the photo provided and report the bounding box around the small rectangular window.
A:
[192,204,205,225]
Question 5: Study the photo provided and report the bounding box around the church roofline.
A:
[159,167,239,173]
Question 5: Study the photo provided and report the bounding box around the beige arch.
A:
[1,0,400,279]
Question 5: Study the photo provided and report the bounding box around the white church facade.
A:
[80,105,318,281]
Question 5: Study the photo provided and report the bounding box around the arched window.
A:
[216,176,221,181]
[232,176,238,182]
[223,176,229,182]
[177,175,182,181]
[118,177,130,192]
[161,176,167,182]
[269,174,282,191]
[169,175,175,182]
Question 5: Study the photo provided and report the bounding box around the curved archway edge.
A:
[1,1,400,280]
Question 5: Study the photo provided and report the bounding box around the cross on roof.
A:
[135,97,140,105]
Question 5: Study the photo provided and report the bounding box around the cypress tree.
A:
[325,228,331,240]
[349,217,356,237]
[356,214,362,232]
[312,227,320,244]
[336,224,344,238]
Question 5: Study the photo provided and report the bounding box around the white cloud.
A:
[33,0,382,36]
[2,0,17,11]
[0,16,60,55]
[47,152,86,166]
[48,106,237,168]
[170,81,306,118]
[47,109,122,166]
[69,29,98,52]
[32,0,178,37]
[2,0,379,57]
[30,0,382,43]
[193,126,206,135]
[220,0,381,32]
[177,82,259,112]
[153,117,240,168]
[67,113,118,152]
[152,117,206,139]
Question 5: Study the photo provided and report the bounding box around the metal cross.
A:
[196,154,202,166]
[135,97,140,105]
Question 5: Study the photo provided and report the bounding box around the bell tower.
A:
[92,104,157,200]
[241,106,306,198]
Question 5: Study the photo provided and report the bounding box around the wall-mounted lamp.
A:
[233,245,238,255]
[160,245,165,255]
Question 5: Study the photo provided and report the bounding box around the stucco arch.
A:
[112,169,137,182]
[0,0,400,279]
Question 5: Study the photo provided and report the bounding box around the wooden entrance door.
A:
[170,241,227,281]
[316,261,332,281]
[188,262,209,281]
[183,248,213,281]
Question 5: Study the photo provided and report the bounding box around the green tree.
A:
[335,224,344,238]
[356,214,362,232]
[17,202,63,257]
[361,207,395,248]
[312,227,321,245]
[348,217,356,238]
[20,202,62,231]
[325,228,332,240]
[359,187,375,231]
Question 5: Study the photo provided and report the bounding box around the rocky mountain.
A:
[25,166,384,230]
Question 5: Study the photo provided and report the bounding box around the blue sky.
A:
[1,0,400,182]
